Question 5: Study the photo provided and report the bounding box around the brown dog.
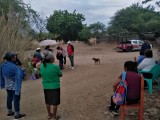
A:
[92,58,100,64]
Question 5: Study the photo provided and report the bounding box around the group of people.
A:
[56,41,74,70]
[0,41,75,120]
[108,41,156,115]
[28,41,75,80]
[1,40,156,119]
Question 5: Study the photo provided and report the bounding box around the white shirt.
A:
[138,58,155,71]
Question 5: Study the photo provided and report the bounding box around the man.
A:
[67,41,74,69]
[0,52,26,119]
[141,41,151,52]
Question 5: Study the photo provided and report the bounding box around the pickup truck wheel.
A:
[126,47,132,52]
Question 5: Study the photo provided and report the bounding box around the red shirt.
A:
[67,45,74,56]
[119,71,141,99]
[31,58,40,68]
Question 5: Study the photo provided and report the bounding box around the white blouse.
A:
[138,58,155,71]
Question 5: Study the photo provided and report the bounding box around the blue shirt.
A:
[137,55,145,65]
[0,61,24,95]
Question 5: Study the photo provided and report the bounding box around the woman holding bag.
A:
[108,61,141,115]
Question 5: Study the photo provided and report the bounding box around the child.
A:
[108,61,141,115]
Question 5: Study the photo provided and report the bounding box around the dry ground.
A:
[0,42,160,120]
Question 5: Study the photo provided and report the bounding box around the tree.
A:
[107,3,160,35]
[0,0,38,35]
[46,10,85,42]
[89,22,106,37]
[142,0,160,8]
[79,26,91,42]
[32,12,47,39]
[0,0,36,63]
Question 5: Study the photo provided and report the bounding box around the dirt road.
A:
[0,42,160,120]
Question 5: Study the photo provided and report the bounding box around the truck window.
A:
[132,41,138,44]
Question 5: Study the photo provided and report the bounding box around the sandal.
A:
[48,114,53,119]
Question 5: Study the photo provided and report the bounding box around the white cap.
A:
[36,48,41,50]
[67,41,71,44]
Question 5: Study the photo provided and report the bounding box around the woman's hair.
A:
[144,49,153,58]
[139,51,144,55]
[57,46,60,50]
[45,45,50,49]
[124,61,137,72]
[43,52,55,67]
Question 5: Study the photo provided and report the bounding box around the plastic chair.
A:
[120,75,144,120]
[138,64,160,94]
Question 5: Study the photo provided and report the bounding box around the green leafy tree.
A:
[46,10,85,42]
[89,22,106,37]
[142,0,160,8]
[107,3,160,35]
[0,0,39,39]
[79,26,91,42]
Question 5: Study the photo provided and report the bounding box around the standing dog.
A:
[92,58,100,64]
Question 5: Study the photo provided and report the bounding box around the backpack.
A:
[56,53,60,60]
[112,72,128,105]
[56,52,63,60]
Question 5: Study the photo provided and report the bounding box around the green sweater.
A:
[40,63,62,89]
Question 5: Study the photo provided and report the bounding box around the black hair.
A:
[43,54,50,67]
[124,61,137,72]
[4,57,12,61]
[48,49,53,52]
[45,46,50,49]
[140,51,144,55]
[36,49,41,52]
[144,49,153,58]
[4,53,16,61]
[57,46,60,50]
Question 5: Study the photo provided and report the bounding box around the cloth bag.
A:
[112,72,128,105]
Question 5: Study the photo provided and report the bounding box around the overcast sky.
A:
[23,0,144,26]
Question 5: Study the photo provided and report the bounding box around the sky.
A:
[23,0,145,26]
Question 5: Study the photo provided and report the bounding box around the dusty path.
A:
[0,42,160,120]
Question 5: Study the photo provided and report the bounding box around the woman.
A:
[138,49,155,71]
[108,61,141,115]
[40,53,62,120]
[61,47,66,65]
[138,49,155,87]
[56,46,64,70]
[43,45,53,56]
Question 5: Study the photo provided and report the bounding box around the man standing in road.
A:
[0,52,26,119]
[67,41,74,69]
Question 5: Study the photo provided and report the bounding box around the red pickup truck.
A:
[116,40,145,52]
